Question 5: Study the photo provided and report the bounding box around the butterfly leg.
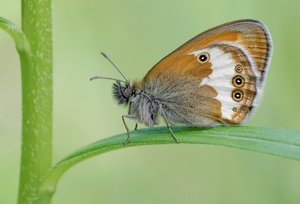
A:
[134,123,138,131]
[122,114,138,146]
[159,105,179,143]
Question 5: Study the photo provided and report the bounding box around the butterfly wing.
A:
[142,19,273,126]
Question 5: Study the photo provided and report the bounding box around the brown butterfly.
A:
[91,19,273,145]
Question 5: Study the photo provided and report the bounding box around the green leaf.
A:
[39,125,300,201]
[0,16,30,54]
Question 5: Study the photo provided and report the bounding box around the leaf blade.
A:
[0,16,30,53]
[39,126,300,201]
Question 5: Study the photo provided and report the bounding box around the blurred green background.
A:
[1,0,300,203]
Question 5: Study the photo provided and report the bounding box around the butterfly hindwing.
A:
[142,19,272,125]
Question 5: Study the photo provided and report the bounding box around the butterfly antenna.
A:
[100,52,128,82]
[90,76,126,83]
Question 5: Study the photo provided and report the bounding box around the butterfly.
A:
[91,19,273,145]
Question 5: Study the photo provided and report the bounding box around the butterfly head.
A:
[91,52,135,106]
[112,80,133,106]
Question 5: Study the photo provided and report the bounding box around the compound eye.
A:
[122,86,132,98]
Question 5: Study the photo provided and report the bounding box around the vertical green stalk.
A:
[18,0,53,203]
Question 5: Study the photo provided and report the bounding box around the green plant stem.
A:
[18,0,53,204]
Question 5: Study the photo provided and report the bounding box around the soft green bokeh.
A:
[1,0,300,203]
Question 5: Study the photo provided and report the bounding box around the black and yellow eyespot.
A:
[197,52,210,63]
[232,75,245,87]
[232,90,244,102]
[235,64,243,73]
